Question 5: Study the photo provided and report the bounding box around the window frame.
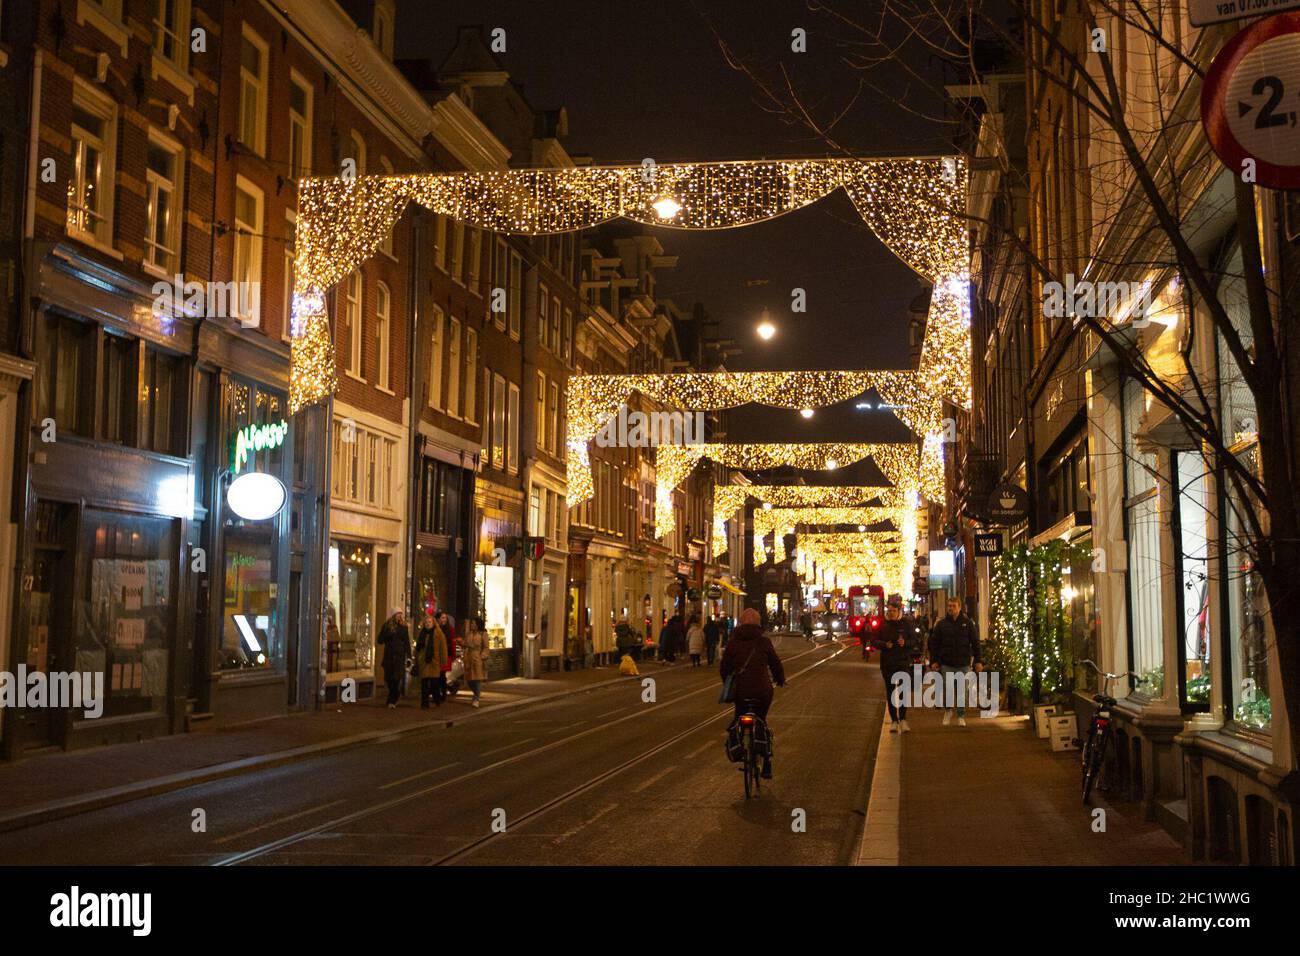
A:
[232,175,264,328]
[238,25,269,156]
[345,270,363,379]
[153,0,191,69]
[375,281,391,391]
[68,80,118,250]
[288,69,313,181]
[143,128,183,277]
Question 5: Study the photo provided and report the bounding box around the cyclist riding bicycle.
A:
[720,608,786,778]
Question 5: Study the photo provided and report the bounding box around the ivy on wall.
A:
[988,540,1092,703]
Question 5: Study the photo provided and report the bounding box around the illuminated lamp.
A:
[227,472,287,521]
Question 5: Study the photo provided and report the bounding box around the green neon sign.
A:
[233,420,288,474]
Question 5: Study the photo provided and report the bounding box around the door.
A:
[19,502,78,749]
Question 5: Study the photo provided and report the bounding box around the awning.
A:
[715,580,746,597]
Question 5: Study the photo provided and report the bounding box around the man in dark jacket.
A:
[703,616,720,665]
[720,608,786,778]
[928,596,982,726]
[878,605,913,733]
[659,614,683,662]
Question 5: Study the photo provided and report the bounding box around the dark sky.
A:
[396,0,953,440]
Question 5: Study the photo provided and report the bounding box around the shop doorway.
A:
[20,501,78,750]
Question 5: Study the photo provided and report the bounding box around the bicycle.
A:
[1077,659,1142,805]
[730,698,772,798]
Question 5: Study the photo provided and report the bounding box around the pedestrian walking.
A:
[437,611,457,697]
[687,614,705,666]
[928,596,982,726]
[416,614,448,709]
[377,607,411,708]
[461,617,488,708]
[704,616,720,665]
[615,616,636,660]
[659,614,683,663]
[878,604,912,733]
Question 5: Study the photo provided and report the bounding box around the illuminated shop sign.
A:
[232,420,288,474]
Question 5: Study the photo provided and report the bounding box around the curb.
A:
[855,704,901,865]
[0,670,639,836]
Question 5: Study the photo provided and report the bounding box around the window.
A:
[349,130,366,177]
[1175,451,1212,709]
[468,227,481,291]
[464,327,477,422]
[434,216,447,272]
[330,419,398,510]
[101,333,136,445]
[1123,377,1163,696]
[345,270,362,377]
[563,308,573,362]
[282,212,296,342]
[373,6,392,57]
[548,381,559,456]
[38,314,94,437]
[508,382,520,474]
[536,371,547,450]
[153,0,190,67]
[450,221,465,284]
[1225,447,1270,732]
[233,178,263,327]
[491,374,506,470]
[428,306,443,408]
[509,252,522,338]
[375,282,390,390]
[69,85,116,246]
[238,27,267,155]
[144,134,181,274]
[447,318,461,416]
[288,72,312,180]
[539,285,549,345]
[377,157,394,256]
[143,346,183,454]
[493,238,508,329]
[550,296,561,351]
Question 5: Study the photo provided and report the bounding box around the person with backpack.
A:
[720,608,786,779]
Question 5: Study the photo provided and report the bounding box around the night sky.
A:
[396,0,952,442]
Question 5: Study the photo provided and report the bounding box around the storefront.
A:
[475,512,522,678]
[8,247,198,753]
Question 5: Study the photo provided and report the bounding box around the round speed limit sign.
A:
[1203,12,1300,189]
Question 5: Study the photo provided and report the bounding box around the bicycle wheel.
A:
[1082,727,1107,805]
[743,741,754,798]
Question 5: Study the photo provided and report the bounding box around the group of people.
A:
[653,613,730,665]
[376,608,491,711]
[875,596,981,733]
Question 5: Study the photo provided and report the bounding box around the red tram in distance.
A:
[847,584,886,646]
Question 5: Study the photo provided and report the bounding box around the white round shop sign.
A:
[227,471,286,521]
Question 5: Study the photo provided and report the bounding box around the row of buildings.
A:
[941,4,1296,864]
[0,0,755,757]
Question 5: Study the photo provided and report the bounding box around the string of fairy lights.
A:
[287,157,970,598]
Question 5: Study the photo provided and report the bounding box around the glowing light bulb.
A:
[825,459,839,470]
[756,321,776,340]
[800,408,814,419]
[652,196,682,220]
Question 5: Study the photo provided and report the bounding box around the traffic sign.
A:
[1202,12,1300,189]
[1189,0,1300,28]
[974,533,1004,557]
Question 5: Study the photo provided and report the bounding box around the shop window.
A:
[1175,451,1212,709]
[475,561,514,650]
[38,314,94,437]
[1123,377,1163,695]
[219,523,278,670]
[1225,446,1270,732]
[101,332,137,445]
[143,346,184,455]
[80,510,178,716]
[328,540,373,672]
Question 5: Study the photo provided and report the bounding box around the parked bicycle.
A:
[1077,659,1143,805]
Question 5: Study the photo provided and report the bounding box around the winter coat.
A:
[462,629,488,682]
[720,624,785,702]
[877,619,913,676]
[416,625,448,679]
[929,613,981,668]
[660,619,684,654]
[439,621,457,673]
[687,625,705,655]
[704,620,720,645]
[615,622,636,654]
[377,618,411,682]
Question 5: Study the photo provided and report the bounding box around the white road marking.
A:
[480,737,538,757]
[631,765,678,793]
[211,800,348,846]
[378,762,462,791]
[684,739,717,760]
[550,721,587,734]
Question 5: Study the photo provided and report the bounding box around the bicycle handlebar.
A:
[1078,659,1143,684]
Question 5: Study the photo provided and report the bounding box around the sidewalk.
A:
[857,691,1188,865]
[0,660,647,834]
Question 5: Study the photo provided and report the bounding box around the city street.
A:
[0,636,882,866]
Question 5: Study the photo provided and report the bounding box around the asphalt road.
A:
[0,634,885,866]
